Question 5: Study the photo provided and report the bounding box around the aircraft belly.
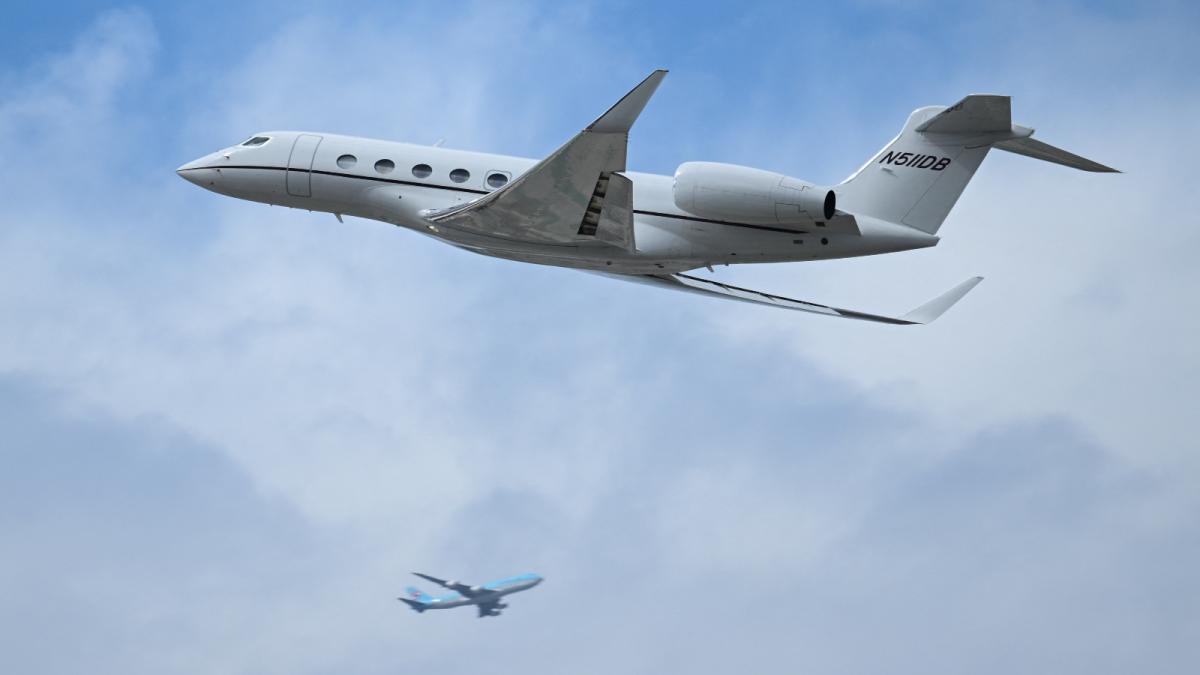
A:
[308,173,416,219]
[666,218,934,264]
[635,217,695,258]
[415,215,696,273]
[634,211,826,265]
[430,599,468,610]
[359,183,466,229]
[450,241,696,274]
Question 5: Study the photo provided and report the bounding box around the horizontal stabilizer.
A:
[399,598,427,613]
[916,94,1012,133]
[993,136,1119,172]
[607,273,982,325]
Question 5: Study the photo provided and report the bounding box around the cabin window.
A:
[486,172,509,189]
[240,136,270,147]
[449,168,470,183]
[374,159,395,174]
[412,163,433,178]
[336,154,357,169]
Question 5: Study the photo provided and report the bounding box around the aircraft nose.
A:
[176,156,220,188]
[177,167,209,187]
[177,156,204,180]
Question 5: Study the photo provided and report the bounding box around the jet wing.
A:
[618,273,983,325]
[412,572,479,597]
[428,70,665,247]
[476,601,502,618]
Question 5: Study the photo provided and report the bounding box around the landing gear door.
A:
[286,134,322,197]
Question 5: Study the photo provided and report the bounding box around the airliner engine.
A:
[672,161,836,225]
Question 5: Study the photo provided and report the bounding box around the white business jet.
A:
[177,70,1116,324]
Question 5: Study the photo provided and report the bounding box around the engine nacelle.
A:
[673,161,836,224]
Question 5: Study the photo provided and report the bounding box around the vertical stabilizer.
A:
[836,94,1116,235]
[836,101,994,234]
[404,587,433,603]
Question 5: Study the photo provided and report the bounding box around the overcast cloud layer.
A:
[1,3,1198,674]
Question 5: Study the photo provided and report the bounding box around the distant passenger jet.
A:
[178,70,1116,324]
[399,572,543,618]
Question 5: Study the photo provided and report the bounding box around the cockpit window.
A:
[241,136,271,147]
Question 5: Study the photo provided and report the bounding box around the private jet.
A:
[177,70,1116,324]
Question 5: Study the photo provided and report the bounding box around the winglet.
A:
[587,69,668,134]
[900,277,983,324]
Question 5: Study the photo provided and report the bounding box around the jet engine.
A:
[672,161,836,224]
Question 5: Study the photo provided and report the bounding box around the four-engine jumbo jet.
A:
[399,572,543,618]
[177,70,1116,325]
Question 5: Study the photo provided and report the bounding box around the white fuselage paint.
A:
[178,131,939,274]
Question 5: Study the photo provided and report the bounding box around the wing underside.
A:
[618,273,983,325]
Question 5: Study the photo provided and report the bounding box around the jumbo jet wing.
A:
[619,273,983,325]
[476,601,502,618]
[428,70,666,248]
[412,572,480,597]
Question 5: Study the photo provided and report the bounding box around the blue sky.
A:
[1,2,1199,674]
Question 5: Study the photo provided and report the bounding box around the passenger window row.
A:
[334,154,509,188]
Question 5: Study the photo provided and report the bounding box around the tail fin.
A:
[401,586,433,610]
[836,94,1117,235]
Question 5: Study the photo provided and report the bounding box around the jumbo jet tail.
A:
[399,586,433,612]
[835,94,1118,235]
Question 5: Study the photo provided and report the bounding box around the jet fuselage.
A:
[177,131,937,275]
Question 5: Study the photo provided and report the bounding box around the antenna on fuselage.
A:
[432,138,445,148]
